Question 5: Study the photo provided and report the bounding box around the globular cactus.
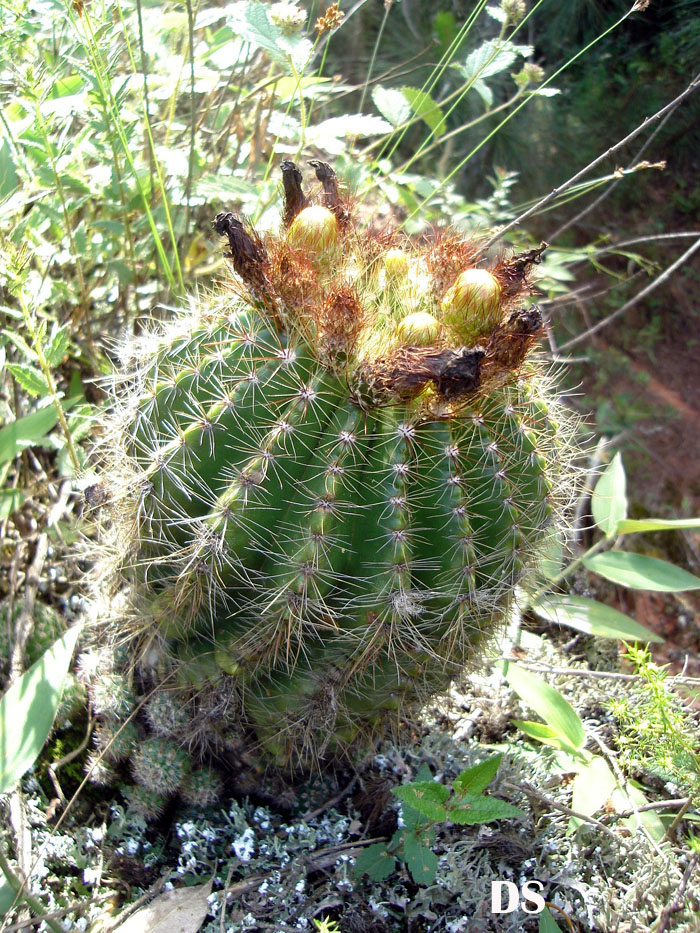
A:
[88,160,573,800]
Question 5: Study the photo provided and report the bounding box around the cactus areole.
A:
[92,161,568,791]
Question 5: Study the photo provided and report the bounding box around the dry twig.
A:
[556,234,700,352]
[657,853,699,933]
[501,781,620,841]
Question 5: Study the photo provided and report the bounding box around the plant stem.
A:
[527,536,611,607]
[183,0,197,243]
[69,0,184,294]
[393,90,524,175]
[357,0,391,116]
[290,59,308,157]
[375,0,490,166]
[392,15,512,174]
[111,0,186,293]
[18,296,81,474]
[0,844,68,933]
[32,104,89,316]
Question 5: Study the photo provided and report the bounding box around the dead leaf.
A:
[113,880,212,933]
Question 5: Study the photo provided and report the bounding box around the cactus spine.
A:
[88,162,571,804]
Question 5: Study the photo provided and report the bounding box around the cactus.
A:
[88,161,573,798]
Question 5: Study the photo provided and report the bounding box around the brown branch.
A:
[222,838,386,900]
[601,798,692,820]
[302,775,359,820]
[657,853,699,933]
[501,781,620,841]
[667,797,694,838]
[46,717,95,808]
[9,537,47,682]
[499,659,700,688]
[102,871,170,932]
[548,85,677,241]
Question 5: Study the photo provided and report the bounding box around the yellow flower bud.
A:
[287,205,339,254]
[397,312,440,346]
[383,248,409,279]
[441,268,502,345]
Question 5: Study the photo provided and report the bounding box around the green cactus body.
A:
[91,163,572,790]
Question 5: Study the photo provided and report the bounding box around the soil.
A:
[595,337,700,512]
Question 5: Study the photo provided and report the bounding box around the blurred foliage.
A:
[532,0,700,174]
[326,0,700,210]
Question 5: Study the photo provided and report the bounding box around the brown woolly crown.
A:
[213,159,547,411]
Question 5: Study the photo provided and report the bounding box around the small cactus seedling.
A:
[88,161,573,809]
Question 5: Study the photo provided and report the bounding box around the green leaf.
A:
[584,552,700,592]
[569,756,616,830]
[401,87,446,137]
[533,595,663,643]
[539,907,564,933]
[0,396,78,465]
[617,517,700,534]
[485,5,507,23]
[402,832,438,885]
[592,453,627,537]
[6,363,51,398]
[44,324,71,368]
[0,139,20,199]
[2,330,37,362]
[537,530,564,581]
[506,665,585,750]
[414,762,433,782]
[449,795,526,825]
[310,114,392,142]
[0,878,16,917]
[453,754,502,796]
[536,530,564,580]
[50,73,84,97]
[392,782,449,822]
[229,1,286,62]
[228,1,311,69]
[372,87,411,127]
[193,174,258,204]
[512,720,585,755]
[271,75,332,104]
[0,624,82,793]
[0,489,25,521]
[471,79,493,108]
[276,31,313,70]
[353,843,396,882]
[433,11,458,55]
[462,39,532,82]
[613,783,666,843]
[400,803,434,834]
